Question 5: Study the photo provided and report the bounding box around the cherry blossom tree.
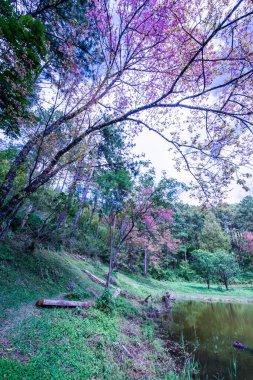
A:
[103,185,180,287]
[241,230,253,255]
[1,0,253,236]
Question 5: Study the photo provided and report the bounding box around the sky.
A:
[134,129,253,205]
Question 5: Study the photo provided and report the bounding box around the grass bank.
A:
[1,241,252,379]
[86,262,253,304]
[0,243,195,380]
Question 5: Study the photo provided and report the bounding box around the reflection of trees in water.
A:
[166,302,253,353]
[162,302,253,379]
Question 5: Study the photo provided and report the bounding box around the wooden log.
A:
[112,288,121,298]
[83,269,107,286]
[83,270,121,298]
[36,299,94,308]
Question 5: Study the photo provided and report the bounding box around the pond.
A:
[162,301,253,379]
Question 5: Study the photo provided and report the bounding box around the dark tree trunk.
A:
[57,161,83,229]
[21,203,33,228]
[144,249,148,276]
[0,140,35,204]
[88,194,98,226]
[56,207,67,228]
[72,187,89,231]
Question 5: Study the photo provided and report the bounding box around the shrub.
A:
[65,289,93,300]
[149,266,176,281]
[95,290,115,314]
[177,261,197,281]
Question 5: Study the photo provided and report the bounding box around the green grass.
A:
[111,270,253,303]
[0,242,189,380]
[1,239,250,379]
[0,244,103,323]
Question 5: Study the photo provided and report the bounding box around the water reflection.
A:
[162,301,253,379]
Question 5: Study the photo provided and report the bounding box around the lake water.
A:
[162,301,253,379]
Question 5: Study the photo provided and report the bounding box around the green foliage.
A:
[172,203,204,252]
[64,289,93,300]
[0,241,13,260]
[95,290,115,314]
[214,251,240,289]
[178,261,197,282]
[191,249,240,289]
[200,211,231,252]
[114,297,141,319]
[191,250,216,288]
[0,0,47,136]
[149,266,176,281]
[235,196,253,232]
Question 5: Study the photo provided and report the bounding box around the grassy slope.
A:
[1,242,252,379]
[0,245,185,380]
[86,263,253,303]
[117,273,253,303]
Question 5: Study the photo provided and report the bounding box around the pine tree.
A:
[200,211,231,252]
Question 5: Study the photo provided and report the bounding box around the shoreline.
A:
[171,293,253,304]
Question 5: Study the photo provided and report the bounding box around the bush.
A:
[149,266,167,280]
[64,289,93,300]
[177,261,197,281]
[95,290,115,314]
[149,266,176,281]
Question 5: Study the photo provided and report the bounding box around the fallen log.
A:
[83,269,107,286]
[36,299,94,308]
[112,288,121,298]
[83,269,121,298]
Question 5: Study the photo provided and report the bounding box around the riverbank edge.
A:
[171,293,253,304]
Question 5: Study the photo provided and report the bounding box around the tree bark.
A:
[21,203,33,228]
[57,160,83,229]
[88,194,98,226]
[144,249,148,276]
[36,299,94,308]
[106,220,115,289]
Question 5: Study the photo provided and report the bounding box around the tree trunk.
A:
[56,207,67,228]
[57,161,83,229]
[207,279,210,289]
[106,220,115,289]
[144,249,148,276]
[95,222,100,240]
[72,187,89,231]
[21,203,33,228]
[0,140,35,204]
[36,299,94,308]
[88,194,97,226]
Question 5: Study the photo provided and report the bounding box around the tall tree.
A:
[235,196,253,232]
[1,0,253,236]
[200,211,231,252]
[214,251,240,290]
[0,0,47,136]
[192,250,216,289]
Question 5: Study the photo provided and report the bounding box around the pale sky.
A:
[134,129,253,205]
